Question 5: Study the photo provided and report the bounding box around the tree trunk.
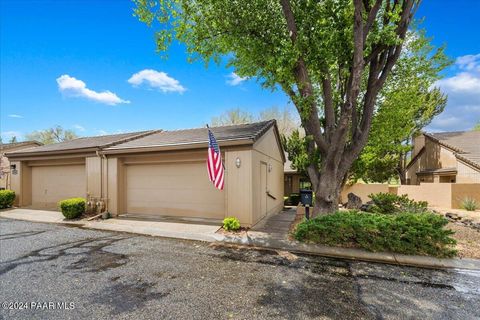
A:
[313,177,341,215]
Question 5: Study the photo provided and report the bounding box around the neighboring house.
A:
[0,141,42,189]
[406,130,480,185]
[283,156,311,197]
[6,121,285,227]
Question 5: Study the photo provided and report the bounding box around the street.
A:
[0,218,479,320]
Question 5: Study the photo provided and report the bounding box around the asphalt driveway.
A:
[0,218,479,320]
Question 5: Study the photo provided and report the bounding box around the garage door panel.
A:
[126,162,225,219]
[32,165,86,210]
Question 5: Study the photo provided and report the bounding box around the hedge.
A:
[0,190,15,209]
[294,211,456,258]
[58,198,86,219]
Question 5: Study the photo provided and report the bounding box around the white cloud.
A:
[8,114,23,118]
[56,75,130,105]
[128,69,186,93]
[226,72,248,86]
[73,124,86,132]
[428,53,480,132]
[455,54,480,72]
[436,72,480,93]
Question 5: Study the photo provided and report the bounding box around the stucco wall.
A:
[397,183,452,208]
[252,127,284,225]
[451,184,480,209]
[340,183,391,204]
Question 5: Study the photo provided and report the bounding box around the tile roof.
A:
[426,130,480,169]
[6,131,156,155]
[104,120,276,151]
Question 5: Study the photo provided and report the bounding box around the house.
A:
[0,141,42,189]
[6,120,285,226]
[406,131,480,185]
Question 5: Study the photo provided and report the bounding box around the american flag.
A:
[207,128,224,190]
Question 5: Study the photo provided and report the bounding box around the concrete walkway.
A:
[0,208,220,242]
[250,207,296,239]
[2,207,480,270]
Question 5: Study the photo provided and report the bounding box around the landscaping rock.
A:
[446,212,462,221]
[360,201,374,212]
[346,193,363,210]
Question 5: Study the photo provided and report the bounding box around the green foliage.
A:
[474,122,480,131]
[294,211,456,257]
[58,198,86,219]
[351,30,451,183]
[461,198,478,211]
[368,192,428,214]
[223,217,241,231]
[25,126,78,145]
[0,190,15,209]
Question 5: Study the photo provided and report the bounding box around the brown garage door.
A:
[32,165,86,209]
[125,162,225,219]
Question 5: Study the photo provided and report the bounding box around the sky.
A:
[1,0,479,141]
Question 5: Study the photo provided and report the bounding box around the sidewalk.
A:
[2,208,480,270]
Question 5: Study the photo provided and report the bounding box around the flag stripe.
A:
[207,128,224,190]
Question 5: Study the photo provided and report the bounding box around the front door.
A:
[260,162,268,218]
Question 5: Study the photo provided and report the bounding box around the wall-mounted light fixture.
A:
[235,157,241,168]
[268,163,272,172]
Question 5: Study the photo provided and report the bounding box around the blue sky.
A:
[1,0,479,141]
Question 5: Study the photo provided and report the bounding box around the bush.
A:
[0,190,15,209]
[368,192,428,214]
[461,197,478,211]
[58,198,86,219]
[294,211,456,257]
[223,217,241,231]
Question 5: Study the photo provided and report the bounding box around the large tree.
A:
[135,0,420,214]
[25,126,78,145]
[351,30,450,184]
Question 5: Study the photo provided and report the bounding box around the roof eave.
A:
[101,138,255,155]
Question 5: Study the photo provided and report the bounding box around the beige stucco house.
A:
[406,131,480,185]
[6,121,285,227]
[1,141,42,190]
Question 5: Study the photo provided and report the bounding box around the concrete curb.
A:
[2,210,479,271]
[213,232,480,271]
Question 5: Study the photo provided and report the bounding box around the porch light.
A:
[268,163,272,172]
[235,157,241,168]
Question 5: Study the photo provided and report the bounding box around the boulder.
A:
[360,201,374,212]
[445,212,462,221]
[346,193,363,210]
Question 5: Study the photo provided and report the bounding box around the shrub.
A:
[0,190,15,209]
[294,211,456,258]
[58,198,86,219]
[368,192,428,214]
[461,197,478,211]
[223,217,241,231]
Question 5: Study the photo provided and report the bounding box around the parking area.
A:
[1,218,479,320]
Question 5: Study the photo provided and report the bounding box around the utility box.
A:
[300,189,313,206]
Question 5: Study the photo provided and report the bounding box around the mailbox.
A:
[300,189,313,206]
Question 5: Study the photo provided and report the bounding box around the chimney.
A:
[412,134,425,159]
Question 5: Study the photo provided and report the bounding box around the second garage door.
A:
[32,164,86,209]
[125,162,225,219]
